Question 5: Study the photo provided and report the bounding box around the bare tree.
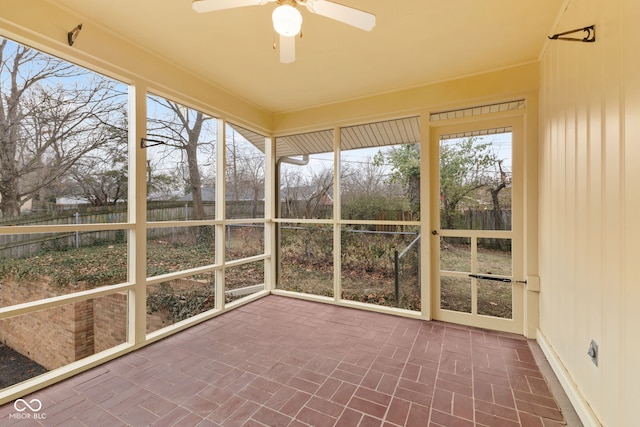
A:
[344,150,408,217]
[487,159,511,231]
[146,158,181,200]
[340,155,388,201]
[280,167,306,218]
[147,97,214,220]
[66,141,128,207]
[226,132,264,217]
[58,110,128,208]
[0,38,127,218]
[280,165,333,219]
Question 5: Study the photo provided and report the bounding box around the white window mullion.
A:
[333,126,341,302]
[128,82,147,345]
[264,135,276,291]
[420,113,431,320]
[215,118,226,310]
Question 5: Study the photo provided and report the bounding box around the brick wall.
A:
[0,282,80,370]
[93,292,127,353]
[0,279,133,370]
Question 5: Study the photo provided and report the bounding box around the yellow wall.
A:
[272,63,540,133]
[538,0,640,425]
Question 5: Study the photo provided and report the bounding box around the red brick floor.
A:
[0,296,573,426]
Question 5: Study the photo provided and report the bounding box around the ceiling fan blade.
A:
[192,0,273,13]
[305,0,375,31]
[280,35,296,64]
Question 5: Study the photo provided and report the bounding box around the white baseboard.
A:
[536,329,602,427]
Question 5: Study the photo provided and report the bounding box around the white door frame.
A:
[429,116,525,334]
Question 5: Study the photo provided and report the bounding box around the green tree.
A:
[439,137,498,229]
[374,144,420,217]
[380,139,500,228]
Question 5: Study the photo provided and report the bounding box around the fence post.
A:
[394,250,399,306]
[75,211,80,248]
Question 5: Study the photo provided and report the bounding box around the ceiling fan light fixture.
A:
[272,4,303,37]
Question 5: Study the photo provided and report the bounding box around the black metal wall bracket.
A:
[67,23,82,46]
[469,274,527,285]
[140,138,167,149]
[548,25,595,43]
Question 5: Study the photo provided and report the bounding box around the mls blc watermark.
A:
[10,398,46,420]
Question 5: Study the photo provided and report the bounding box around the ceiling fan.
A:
[192,0,376,63]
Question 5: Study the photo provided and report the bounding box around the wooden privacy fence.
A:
[146,204,216,221]
[1,204,510,259]
[0,211,129,259]
[463,209,512,230]
[0,202,254,259]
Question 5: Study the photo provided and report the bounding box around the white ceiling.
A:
[47,0,562,113]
